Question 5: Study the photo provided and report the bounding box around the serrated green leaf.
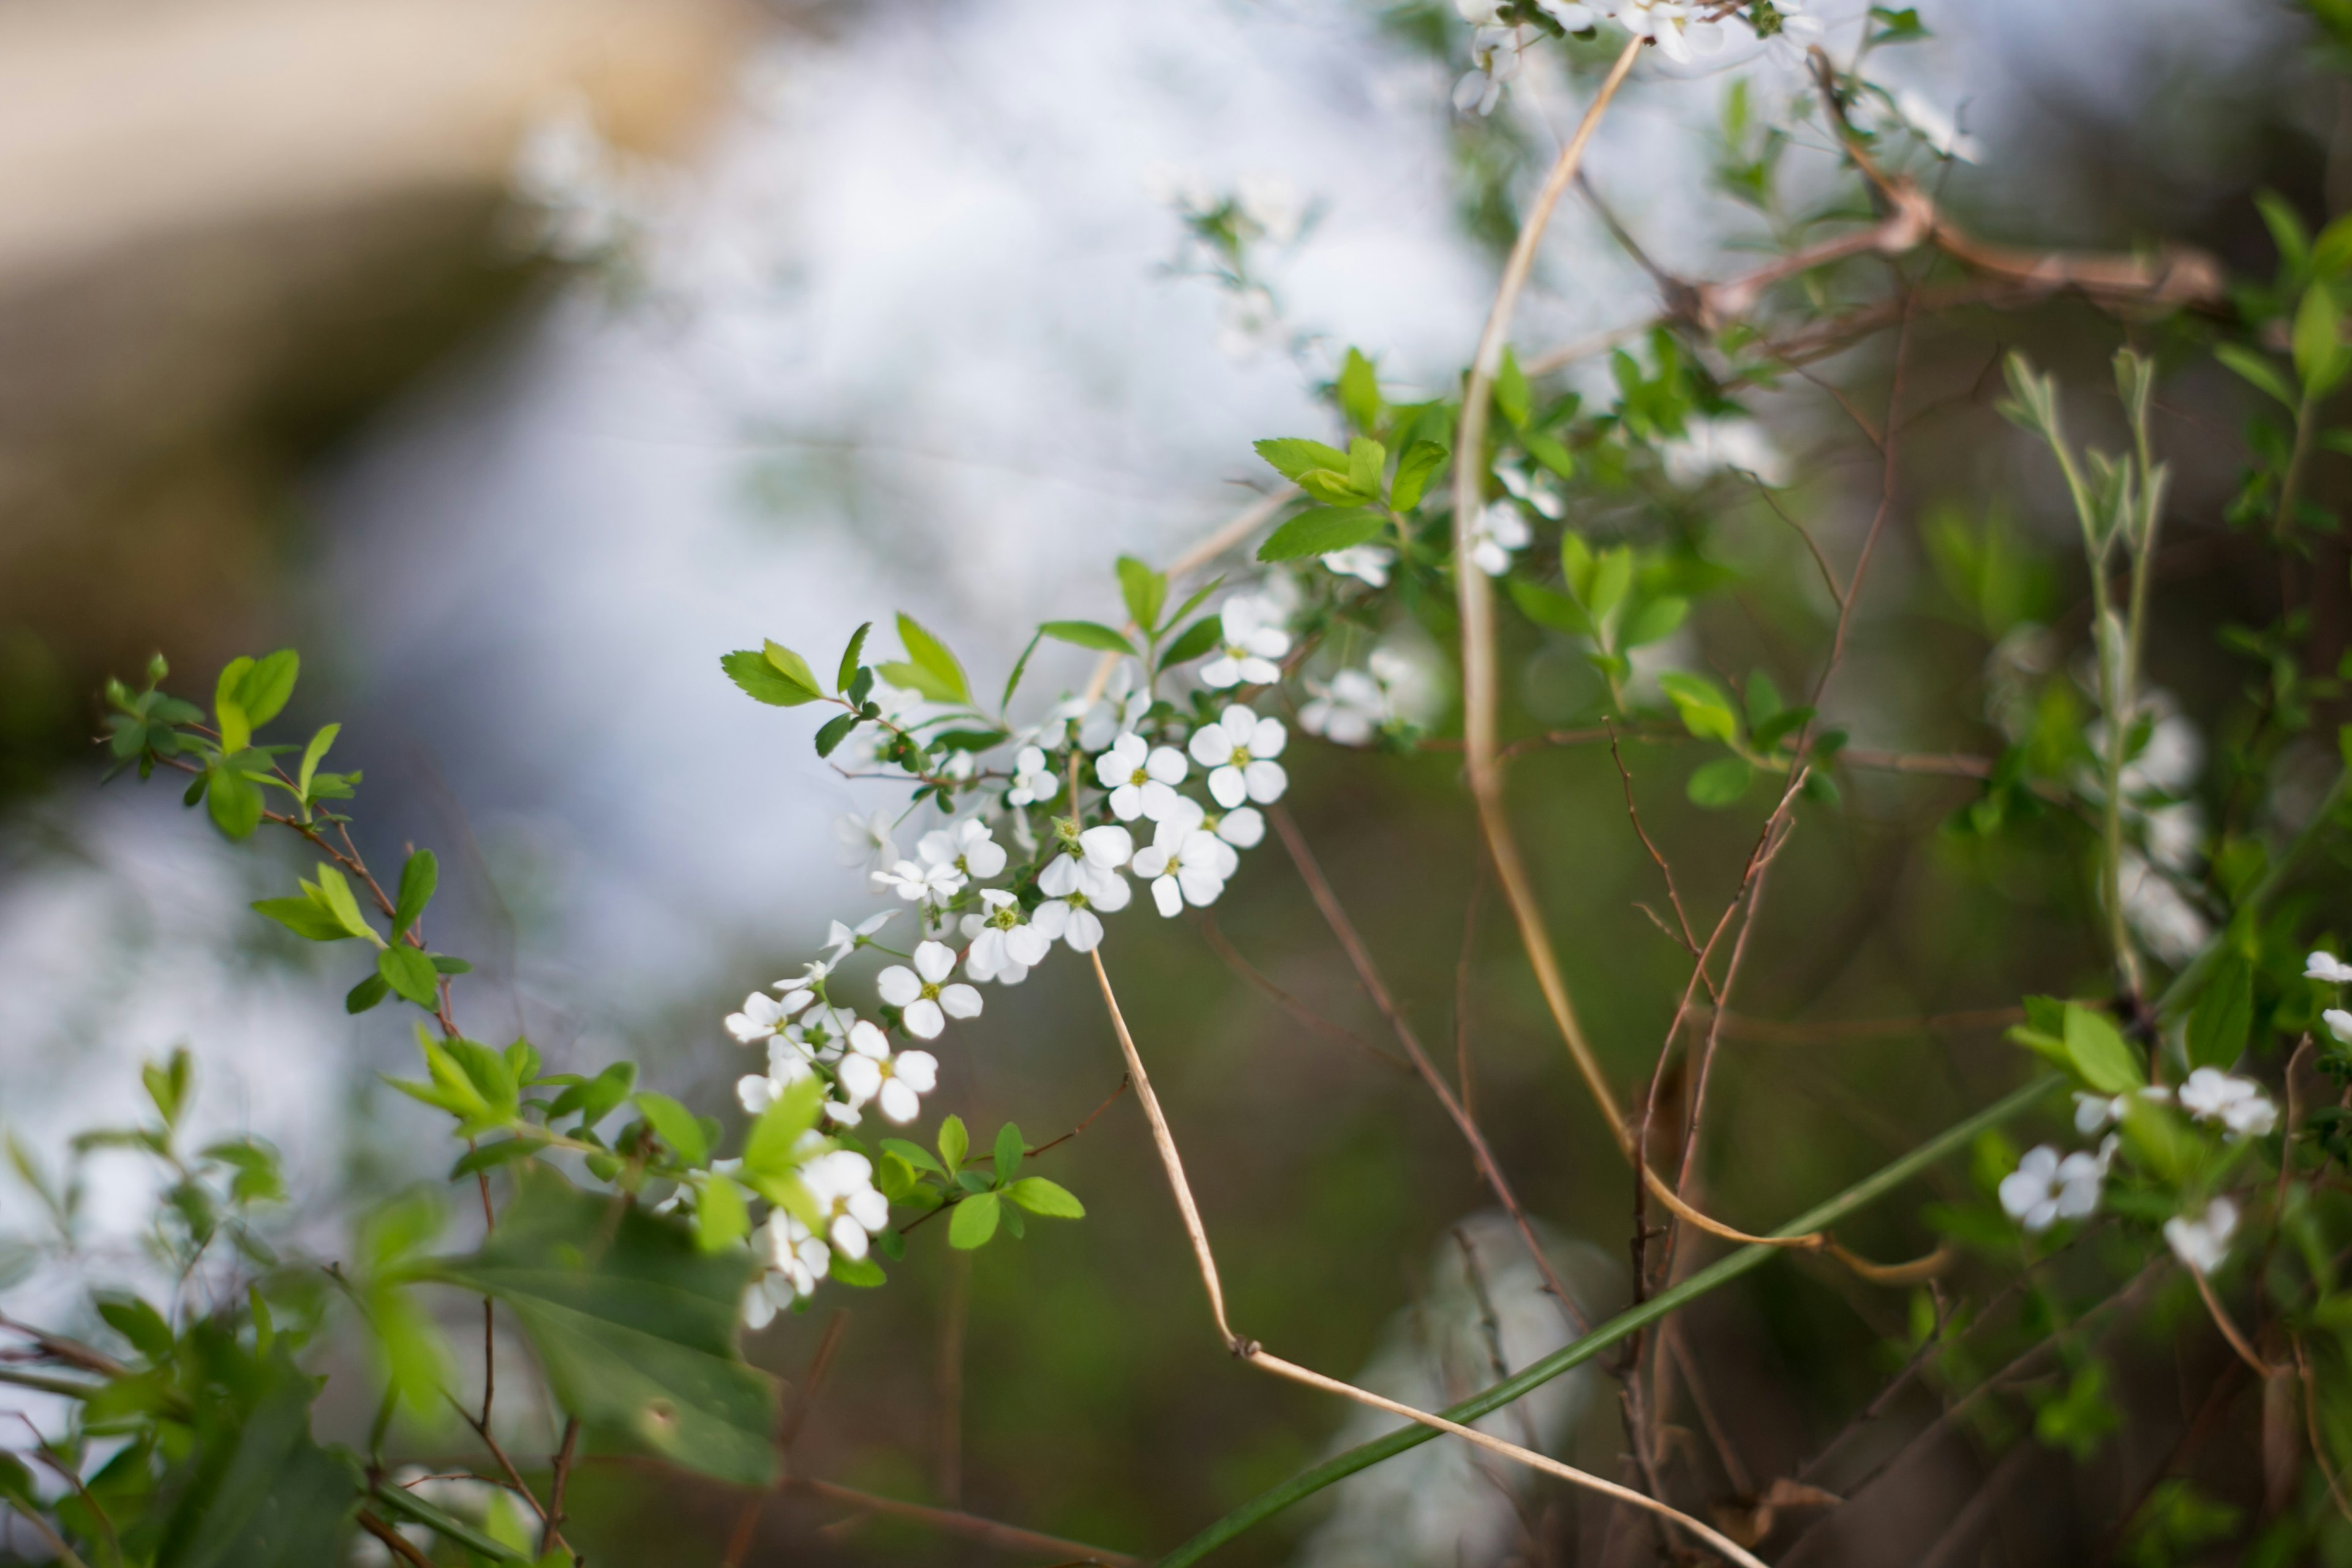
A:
[1337,347,1381,433]
[1253,437,1351,483]
[1346,437,1386,499]
[427,1166,777,1485]
[1002,1177,1085,1218]
[1257,507,1385,562]
[1295,467,1376,505]
[763,641,825,701]
[1390,439,1449,512]
[836,622,871,692]
[721,649,823,707]
[894,614,971,706]
[1039,620,1137,655]
[948,1191,1000,1248]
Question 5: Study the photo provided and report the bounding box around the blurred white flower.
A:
[1891,88,1981,162]
[1237,173,1306,245]
[873,855,963,904]
[801,1149,890,1259]
[1659,417,1789,487]
[877,941,982,1039]
[1466,501,1530,576]
[1095,733,1191,821]
[1496,463,1564,521]
[2164,1196,2238,1273]
[1302,669,1389,747]
[745,1209,830,1326]
[1189,706,1289,807]
[1202,595,1292,688]
[1453,26,1525,118]
[2307,950,2352,984]
[1322,545,1395,587]
[1618,0,1724,63]
[1999,1144,2106,1233]
[2177,1068,2277,1138]
[833,808,898,873]
[2119,851,2209,967]
[2074,1084,2170,1133]
[2326,1008,2352,1043]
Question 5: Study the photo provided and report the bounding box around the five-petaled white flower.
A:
[1007,744,1061,807]
[801,1148,891,1259]
[1466,500,1531,576]
[2165,1196,2239,1273]
[1131,813,1230,917]
[820,910,896,965]
[837,1020,939,1124]
[963,888,1053,984]
[1616,0,1724,64]
[1189,705,1289,807]
[878,940,983,1039]
[725,986,810,1046]
[1034,825,1134,952]
[2309,950,2352,984]
[832,809,898,873]
[785,1005,858,1063]
[1453,24,1524,117]
[1095,733,1191,821]
[744,1209,830,1327]
[2176,1068,2278,1139]
[1322,545,1394,587]
[1072,670,1151,753]
[918,818,1007,884]
[873,855,963,904]
[1998,1143,2107,1234]
[1301,668,1390,748]
[1200,596,1292,688]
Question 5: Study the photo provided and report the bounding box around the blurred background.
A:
[0,0,2339,1562]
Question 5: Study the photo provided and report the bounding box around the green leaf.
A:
[1000,629,1044,711]
[937,1114,968,1172]
[1039,620,1138,655]
[763,641,826,701]
[1494,348,1531,429]
[1337,347,1381,433]
[1658,673,1740,745]
[394,850,437,938]
[205,766,262,840]
[695,1175,750,1253]
[2062,1003,2144,1095]
[214,657,254,755]
[1586,546,1634,623]
[1507,578,1593,637]
[551,1061,637,1129]
[1002,1177,1085,1218]
[235,650,300,728]
[154,1352,357,1568]
[1390,439,1449,512]
[634,1092,709,1167]
[143,1047,193,1129]
[2186,952,2254,1071]
[427,1166,778,1486]
[450,1137,548,1178]
[368,1483,530,1564]
[894,614,971,706]
[2295,285,2350,399]
[829,1256,886,1287]
[377,945,440,1009]
[1521,429,1577,479]
[1117,556,1167,633]
[296,722,339,800]
[836,621,872,693]
[1253,437,1351,483]
[742,1080,826,1180]
[2258,189,2313,282]
[880,1137,944,1176]
[993,1123,1024,1184]
[99,1293,176,1362]
[1346,437,1387,499]
[252,895,356,943]
[1620,595,1688,648]
[1686,756,1756,808]
[345,974,390,1014]
[721,649,822,707]
[310,865,377,943]
[948,1191,1001,1249]
[2317,213,2352,279]
[1257,507,1385,562]
[1159,616,1223,669]
[1294,467,1374,505]
[2215,343,2297,410]
[814,713,859,758]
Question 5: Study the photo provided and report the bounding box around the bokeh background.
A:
[0,0,2340,1562]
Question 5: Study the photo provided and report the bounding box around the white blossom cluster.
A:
[1449,0,1826,119]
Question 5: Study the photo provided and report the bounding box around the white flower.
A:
[873,857,960,903]
[1891,88,1981,163]
[876,940,984,1039]
[1071,668,1152,753]
[801,1148,891,1260]
[1997,1144,2106,1234]
[2177,1068,2278,1139]
[1495,463,1564,521]
[2328,1008,2352,1044]
[1617,0,1724,63]
[2309,951,2352,984]
[1453,25,1525,118]
[724,986,810,1046]
[963,889,1054,984]
[1201,595,1292,689]
[1131,814,1230,917]
[744,1209,831,1327]
[837,1020,939,1125]
[1035,826,1134,952]
[1189,705,1289,808]
[918,818,1007,883]
[1453,0,1504,20]
[1535,0,1600,28]
[785,1005,859,1063]
[2120,852,2210,967]
[1741,0,1824,67]
[1008,744,1061,807]
[1094,733,1191,821]
[1466,501,1530,576]
[1208,805,1264,851]
[832,809,898,873]
[1322,545,1395,587]
[2073,1084,2171,1134]
[1302,668,1390,748]
[1659,417,1790,488]
[820,910,897,966]
[2164,1197,2239,1273]
[1236,173,1305,246]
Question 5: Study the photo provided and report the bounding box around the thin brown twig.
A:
[1197,916,1412,1074]
[1027,1075,1135,1157]
[357,1510,435,1568]
[786,1476,1142,1565]
[543,1417,579,1563]
[2188,1265,2271,1378]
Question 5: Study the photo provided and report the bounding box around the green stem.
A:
[1153,1074,2062,1566]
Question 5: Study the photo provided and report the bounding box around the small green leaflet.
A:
[721,649,821,707]
[377,945,440,1009]
[2185,951,2253,1071]
[949,1191,1000,1248]
[1257,507,1385,562]
[1687,757,1755,808]
[1002,1177,1085,1218]
[394,850,437,937]
[814,713,859,757]
[1494,348,1531,429]
[1390,440,1449,511]
[1657,673,1740,744]
[1039,620,1137,655]
[1337,347,1381,433]
[695,1174,750,1253]
[1253,437,1351,483]
[836,621,871,692]
[2062,1004,2144,1095]
[1159,616,1223,670]
[880,612,971,705]
[1117,556,1167,632]
[633,1091,709,1166]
